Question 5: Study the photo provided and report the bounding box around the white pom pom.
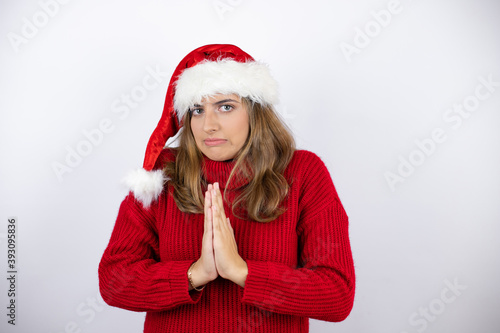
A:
[122,168,167,208]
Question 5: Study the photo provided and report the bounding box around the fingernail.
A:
[214,182,218,190]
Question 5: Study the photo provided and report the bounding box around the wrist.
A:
[188,262,206,292]
[232,260,248,288]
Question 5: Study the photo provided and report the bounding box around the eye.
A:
[219,105,233,112]
[190,108,204,116]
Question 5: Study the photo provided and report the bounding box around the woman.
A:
[99,44,355,332]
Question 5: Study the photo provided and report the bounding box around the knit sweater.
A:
[98,149,355,333]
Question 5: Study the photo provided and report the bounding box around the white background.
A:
[1,0,499,332]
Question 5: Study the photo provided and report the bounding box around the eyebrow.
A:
[193,99,240,108]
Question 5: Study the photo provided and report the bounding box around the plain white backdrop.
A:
[1,0,499,332]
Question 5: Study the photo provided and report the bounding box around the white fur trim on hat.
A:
[173,59,279,120]
[122,169,167,208]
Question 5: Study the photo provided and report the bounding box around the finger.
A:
[212,199,227,234]
[204,189,212,231]
[213,182,225,210]
[212,183,227,226]
[212,204,222,232]
[207,200,213,242]
[226,218,234,235]
[207,184,213,204]
[205,187,215,242]
[207,187,213,226]
[204,190,209,220]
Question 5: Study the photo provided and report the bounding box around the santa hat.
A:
[124,44,279,207]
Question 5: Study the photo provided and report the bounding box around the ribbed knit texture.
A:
[98,149,355,333]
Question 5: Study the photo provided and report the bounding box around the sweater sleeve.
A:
[241,152,355,322]
[98,193,203,312]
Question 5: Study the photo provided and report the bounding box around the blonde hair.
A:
[163,98,295,222]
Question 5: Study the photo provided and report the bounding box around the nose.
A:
[202,108,219,133]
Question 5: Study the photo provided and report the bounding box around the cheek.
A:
[235,119,249,145]
[190,121,201,141]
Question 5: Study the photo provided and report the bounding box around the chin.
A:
[205,155,231,162]
[202,150,236,162]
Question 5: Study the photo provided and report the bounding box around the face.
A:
[190,94,250,161]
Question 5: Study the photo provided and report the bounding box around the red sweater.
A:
[99,149,355,332]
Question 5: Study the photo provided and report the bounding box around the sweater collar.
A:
[202,155,250,190]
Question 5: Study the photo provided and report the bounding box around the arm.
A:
[98,194,203,312]
[241,153,355,322]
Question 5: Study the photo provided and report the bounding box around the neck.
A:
[202,155,248,190]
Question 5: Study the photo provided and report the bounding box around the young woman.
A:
[98,44,355,332]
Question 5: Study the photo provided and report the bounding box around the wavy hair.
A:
[163,98,295,222]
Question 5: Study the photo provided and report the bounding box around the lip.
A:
[204,138,227,146]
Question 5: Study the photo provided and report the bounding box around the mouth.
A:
[204,138,228,146]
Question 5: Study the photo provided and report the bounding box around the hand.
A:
[211,182,248,287]
[189,184,219,290]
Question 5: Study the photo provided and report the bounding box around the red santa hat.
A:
[124,44,279,207]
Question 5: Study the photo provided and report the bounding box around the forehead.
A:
[199,93,241,104]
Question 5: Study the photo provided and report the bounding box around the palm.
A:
[200,184,219,281]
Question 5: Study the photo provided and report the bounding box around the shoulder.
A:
[291,149,323,162]
[286,149,339,200]
[287,149,330,176]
